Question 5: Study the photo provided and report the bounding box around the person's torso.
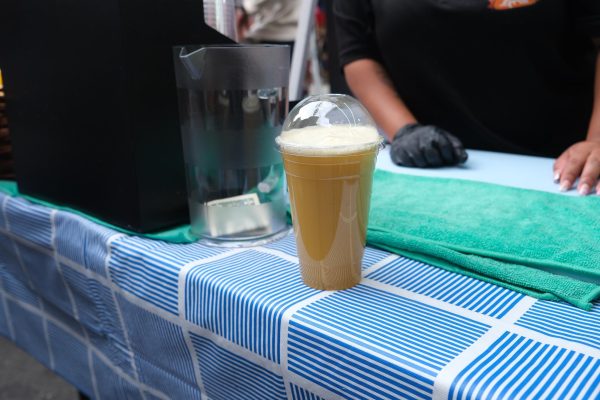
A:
[371,0,596,156]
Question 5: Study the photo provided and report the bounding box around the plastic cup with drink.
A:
[276,94,383,290]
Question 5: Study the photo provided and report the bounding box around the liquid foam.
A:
[276,125,382,156]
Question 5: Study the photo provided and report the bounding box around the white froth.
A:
[276,125,382,155]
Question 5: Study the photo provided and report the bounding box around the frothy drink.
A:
[277,126,382,290]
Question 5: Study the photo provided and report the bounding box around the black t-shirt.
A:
[334,0,600,157]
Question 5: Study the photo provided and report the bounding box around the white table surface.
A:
[375,147,579,195]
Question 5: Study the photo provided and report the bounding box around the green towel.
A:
[0,181,196,243]
[367,170,600,310]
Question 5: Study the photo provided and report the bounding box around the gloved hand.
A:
[390,123,468,168]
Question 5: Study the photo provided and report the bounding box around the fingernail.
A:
[553,172,560,183]
[579,184,590,196]
[560,182,571,192]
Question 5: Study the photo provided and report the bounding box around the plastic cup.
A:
[277,94,382,290]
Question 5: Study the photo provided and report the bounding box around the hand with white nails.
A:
[554,140,600,195]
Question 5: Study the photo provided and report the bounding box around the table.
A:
[377,147,566,195]
[0,150,598,400]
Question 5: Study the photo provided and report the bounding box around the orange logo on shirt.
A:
[488,0,539,10]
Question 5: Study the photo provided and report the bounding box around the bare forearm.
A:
[344,59,416,141]
[587,45,600,141]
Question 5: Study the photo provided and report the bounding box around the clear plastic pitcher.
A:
[173,45,291,246]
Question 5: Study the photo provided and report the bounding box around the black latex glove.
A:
[390,123,468,168]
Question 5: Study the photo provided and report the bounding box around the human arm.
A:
[236,6,250,41]
[334,0,417,140]
[335,0,466,167]
[344,59,467,167]
[554,42,600,195]
[343,59,416,141]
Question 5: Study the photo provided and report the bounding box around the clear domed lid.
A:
[276,94,382,155]
[283,94,376,130]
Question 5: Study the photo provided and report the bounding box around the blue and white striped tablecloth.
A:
[0,191,598,400]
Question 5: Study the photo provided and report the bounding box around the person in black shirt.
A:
[334,0,600,195]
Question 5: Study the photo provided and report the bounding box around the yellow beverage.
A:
[277,126,381,290]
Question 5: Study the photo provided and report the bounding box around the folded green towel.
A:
[367,170,600,310]
[0,181,196,243]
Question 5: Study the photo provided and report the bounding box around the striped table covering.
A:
[0,191,599,400]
